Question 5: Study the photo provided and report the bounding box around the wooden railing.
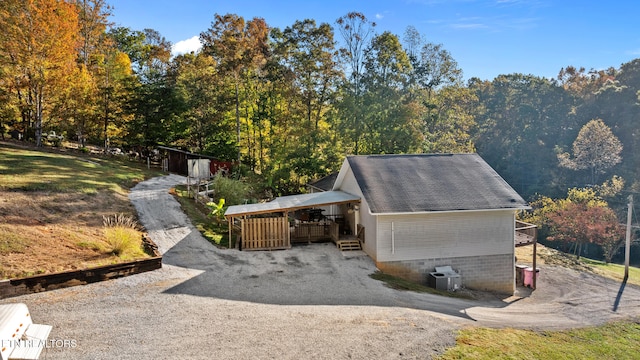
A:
[241,217,290,250]
[291,223,331,242]
[515,220,537,247]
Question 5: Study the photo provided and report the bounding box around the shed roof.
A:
[344,153,528,214]
[307,173,338,192]
[225,190,359,219]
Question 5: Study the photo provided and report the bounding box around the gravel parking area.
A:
[3,174,640,359]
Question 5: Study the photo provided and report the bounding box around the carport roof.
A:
[224,190,360,218]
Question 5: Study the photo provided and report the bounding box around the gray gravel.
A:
[4,174,640,359]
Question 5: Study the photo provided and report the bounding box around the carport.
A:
[224,191,360,251]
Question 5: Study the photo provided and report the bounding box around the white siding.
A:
[376,210,515,262]
[335,166,378,260]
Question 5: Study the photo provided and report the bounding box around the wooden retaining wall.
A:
[0,236,162,299]
[241,217,290,250]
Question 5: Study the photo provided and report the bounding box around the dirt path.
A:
[3,174,640,359]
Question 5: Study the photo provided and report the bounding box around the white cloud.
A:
[171,36,202,56]
[450,22,488,29]
[375,13,384,19]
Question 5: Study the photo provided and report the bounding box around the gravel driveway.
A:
[3,174,640,359]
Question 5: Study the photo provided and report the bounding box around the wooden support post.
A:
[625,195,633,279]
[228,217,232,249]
[532,238,537,290]
[285,211,290,248]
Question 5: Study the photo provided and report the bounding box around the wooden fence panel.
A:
[242,217,290,250]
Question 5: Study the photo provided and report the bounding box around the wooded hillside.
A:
[2,1,639,208]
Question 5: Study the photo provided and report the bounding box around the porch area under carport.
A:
[224,191,362,251]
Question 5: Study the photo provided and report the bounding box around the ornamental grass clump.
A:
[102,214,146,259]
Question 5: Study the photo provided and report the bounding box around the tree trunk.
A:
[234,78,241,171]
[103,92,109,153]
[576,241,582,260]
[35,86,43,147]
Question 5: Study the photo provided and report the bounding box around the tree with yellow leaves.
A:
[0,0,80,146]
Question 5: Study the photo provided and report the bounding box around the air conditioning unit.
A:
[428,266,461,291]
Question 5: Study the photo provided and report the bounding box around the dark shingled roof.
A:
[347,153,528,213]
[307,173,338,192]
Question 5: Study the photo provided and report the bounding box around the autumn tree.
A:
[0,66,18,139]
[0,0,80,146]
[557,66,615,101]
[548,202,623,262]
[558,118,622,185]
[523,187,624,262]
[50,0,119,149]
[75,0,112,67]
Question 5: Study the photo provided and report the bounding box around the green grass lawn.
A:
[0,145,160,194]
[438,252,640,359]
[438,319,640,360]
[582,258,640,287]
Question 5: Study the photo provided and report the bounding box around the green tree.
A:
[108,26,149,71]
[200,14,269,165]
[335,12,376,155]
[402,26,470,153]
[360,31,419,154]
[471,74,575,198]
[423,85,478,153]
[122,29,178,151]
[273,19,341,177]
[173,52,235,158]
[558,119,622,185]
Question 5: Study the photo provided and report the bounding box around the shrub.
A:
[102,214,146,259]
[103,213,140,230]
[210,173,251,206]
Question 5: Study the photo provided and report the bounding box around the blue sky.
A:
[107,0,640,81]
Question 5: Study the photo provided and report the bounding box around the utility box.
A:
[428,266,461,291]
